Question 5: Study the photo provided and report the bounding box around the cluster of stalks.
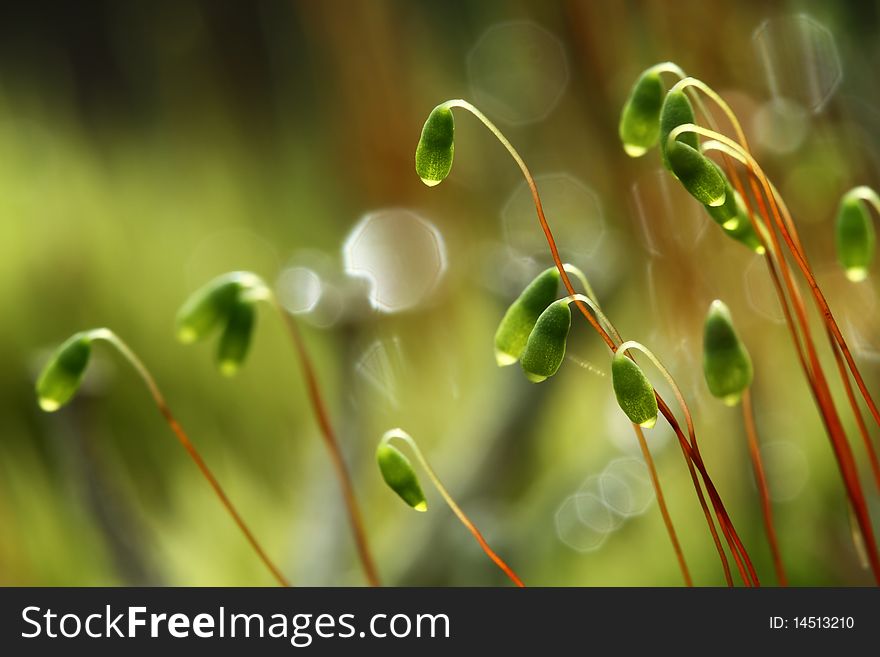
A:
[618,62,880,584]
[35,62,879,588]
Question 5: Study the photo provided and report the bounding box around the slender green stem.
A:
[86,329,291,587]
[380,429,524,587]
[848,186,880,216]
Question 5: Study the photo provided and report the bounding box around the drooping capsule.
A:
[176,272,259,344]
[377,442,427,512]
[36,332,93,412]
[703,164,765,253]
[619,69,665,158]
[835,193,875,283]
[667,140,726,207]
[494,267,561,366]
[520,300,572,383]
[659,89,699,169]
[611,351,658,428]
[702,300,753,406]
[217,298,257,377]
[415,104,455,187]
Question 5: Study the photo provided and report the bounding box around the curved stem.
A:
[559,282,693,586]
[442,99,615,351]
[562,264,599,308]
[680,124,880,582]
[444,99,755,585]
[86,329,290,587]
[561,294,620,344]
[616,340,755,586]
[741,389,787,586]
[381,429,525,587]
[266,297,381,587]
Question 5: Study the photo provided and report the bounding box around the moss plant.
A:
[619,62,880,582]
[702,300,787,586]
[35,328,290,587]
[417,98,759,586]
[702,300,753,407]
[835,186,879,282]
[177,272,380,586]
[377,428,524,587]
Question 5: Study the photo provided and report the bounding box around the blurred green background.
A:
[2,0,880,586]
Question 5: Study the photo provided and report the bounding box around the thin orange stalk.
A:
[91,330,290,587]
[633,424,693,586]
[444,99,754,585]
[742,389,787,586]
[273,304,381,587]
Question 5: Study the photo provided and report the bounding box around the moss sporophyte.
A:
[617,61,880,583]
[376,428,524,587]
[36,328,290,587]
[177,271,380,586]
[416,99,768,585]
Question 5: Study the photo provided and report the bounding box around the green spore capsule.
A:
[36,332,93,412]
[835,193,875,283]
[377,443,427,512]
[659,89,699,169]
[611,352,659,428]
[619,69,664,158]
[520,300,572,383]
[217,299,256,377]
[667,140,726,207]
[415,104,455,187]
[176,272,259,344]
[494,267,561,366]
[703,166,765,254]
[702,300,753,406]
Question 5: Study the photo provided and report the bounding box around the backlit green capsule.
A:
[703,165,765,254]
[217,299,256,377]
[520,300,571,383]
[611,352,658,428]
[619,69,664,158]
[176,272,256,344]
[415,104,455,187]
[494,267,561,366]
[702,300,753,406]
[659,89,699,169]
[377,443,427,512]
[835,194,875,282]
[36,332,92,412]
[667,140,726,207]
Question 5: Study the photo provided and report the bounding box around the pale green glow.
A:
[722,217,739,230]
[177,327,198,344]
[524,371,547,383]
[846,267,869,283]
[420,176,442,187]
[220,360,240,377]
[623,143,648,158]
[723,393,742,407]
[639,416,657,429]
[414,501,428,512]
[38,397,61,412]
[494,349,517,367]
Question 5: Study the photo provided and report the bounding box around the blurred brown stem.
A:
[272,301,381,587]
[741,388,787,586]
[92,330,290,587]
